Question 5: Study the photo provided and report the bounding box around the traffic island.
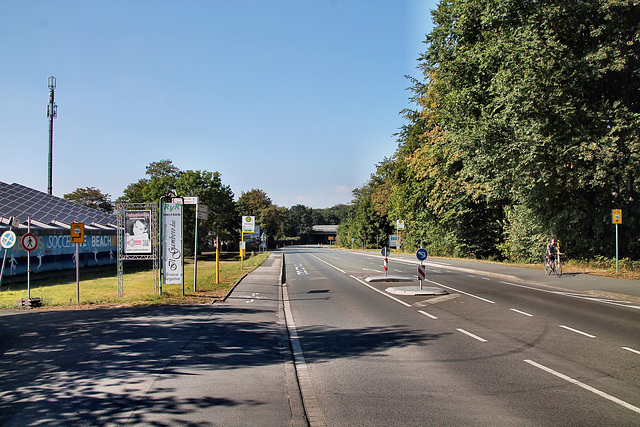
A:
[385,286,447,296]
[365,276,413,283]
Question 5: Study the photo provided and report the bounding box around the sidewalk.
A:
[217,252,307,426]
[154,251,307,426]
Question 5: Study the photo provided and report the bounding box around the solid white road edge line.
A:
[282,282,327,426]
[524,359,640,415]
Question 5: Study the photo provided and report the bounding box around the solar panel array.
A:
[0,181,116,227]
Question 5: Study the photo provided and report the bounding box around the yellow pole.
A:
[241,231,244,269]
[215,236,220,285]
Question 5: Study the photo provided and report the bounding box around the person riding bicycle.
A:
[546,238,559,265]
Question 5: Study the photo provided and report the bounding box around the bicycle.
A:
[543,253,562,277]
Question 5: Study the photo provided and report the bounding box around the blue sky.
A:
[1,0,436,208]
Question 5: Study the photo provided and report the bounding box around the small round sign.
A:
[416,248,428,261]
[21,233,38,252]
[1,231,17,249]
[381,247,390,257]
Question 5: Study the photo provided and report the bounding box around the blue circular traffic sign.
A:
[1,231,16,249]
[416,248,428,261]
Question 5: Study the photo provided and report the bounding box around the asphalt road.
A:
[0,248,637,426]
[283,246,640,426]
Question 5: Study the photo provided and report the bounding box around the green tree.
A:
[316,204,349,225]
[421,0,640,259]
[236,189,272,219]
[175,170,236,255]
[118,159,182,203]
[260,204,287,246]
[63,187,113,213]
[117,160,237,256]
[285,204,313,239]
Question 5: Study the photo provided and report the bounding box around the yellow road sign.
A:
[612,209,622,225]
[70,222,85,243]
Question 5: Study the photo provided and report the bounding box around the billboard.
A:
[124,210,151,254]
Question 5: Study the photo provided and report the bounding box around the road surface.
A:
[283,246,640,426]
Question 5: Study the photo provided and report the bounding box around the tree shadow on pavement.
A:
[0,304,447,425]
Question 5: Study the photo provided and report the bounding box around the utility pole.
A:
[47,76,57,195]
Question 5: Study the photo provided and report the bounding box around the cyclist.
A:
[545,238,561,267]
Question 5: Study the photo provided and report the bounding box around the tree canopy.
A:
[63,187,113,214]
[340,0,640,261]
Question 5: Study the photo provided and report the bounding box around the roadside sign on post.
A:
[70,222,85,244]
[173,196,199,205]
[612,209,622,224]
[397,220,405,230]
[416,248,428,261]
[1,231,16,249]
[612,209,622,274]
[242,216,255,232]
[417,265,426,281]
[197,204,209,220]
[22,233,38,252]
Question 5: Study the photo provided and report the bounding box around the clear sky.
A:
[1,0,436,209]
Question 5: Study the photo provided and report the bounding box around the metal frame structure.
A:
[116,203,160,297]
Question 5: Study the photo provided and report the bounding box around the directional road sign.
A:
[612,209,622,224]
[381,247,390,257]
[70,222,85,244]
[416,248,428,261]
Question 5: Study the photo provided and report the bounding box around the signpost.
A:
[21,233,37,252]
[70,222,85,303]
[241,216,255,269]
[0,229,17,288]
[396,220,405,257]
[22,219,37,298]
[612,209,622,274]
[162,202,184,293]
[174,197,208,291]
[416,248,428,290]
[381,247,390,277]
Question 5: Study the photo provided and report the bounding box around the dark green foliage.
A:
[63,187,113,214]
[344,0,639,261]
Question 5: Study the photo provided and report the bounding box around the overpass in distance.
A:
[310,225,338,244]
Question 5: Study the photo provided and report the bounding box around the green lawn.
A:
[0,252,271,309]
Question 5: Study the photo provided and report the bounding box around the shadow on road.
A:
[0,303,448,425]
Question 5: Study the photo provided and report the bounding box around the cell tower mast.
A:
[47,76,57,195]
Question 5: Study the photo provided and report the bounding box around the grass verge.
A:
[0,252,271,310]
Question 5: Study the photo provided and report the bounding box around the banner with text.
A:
[162,203,183,285]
